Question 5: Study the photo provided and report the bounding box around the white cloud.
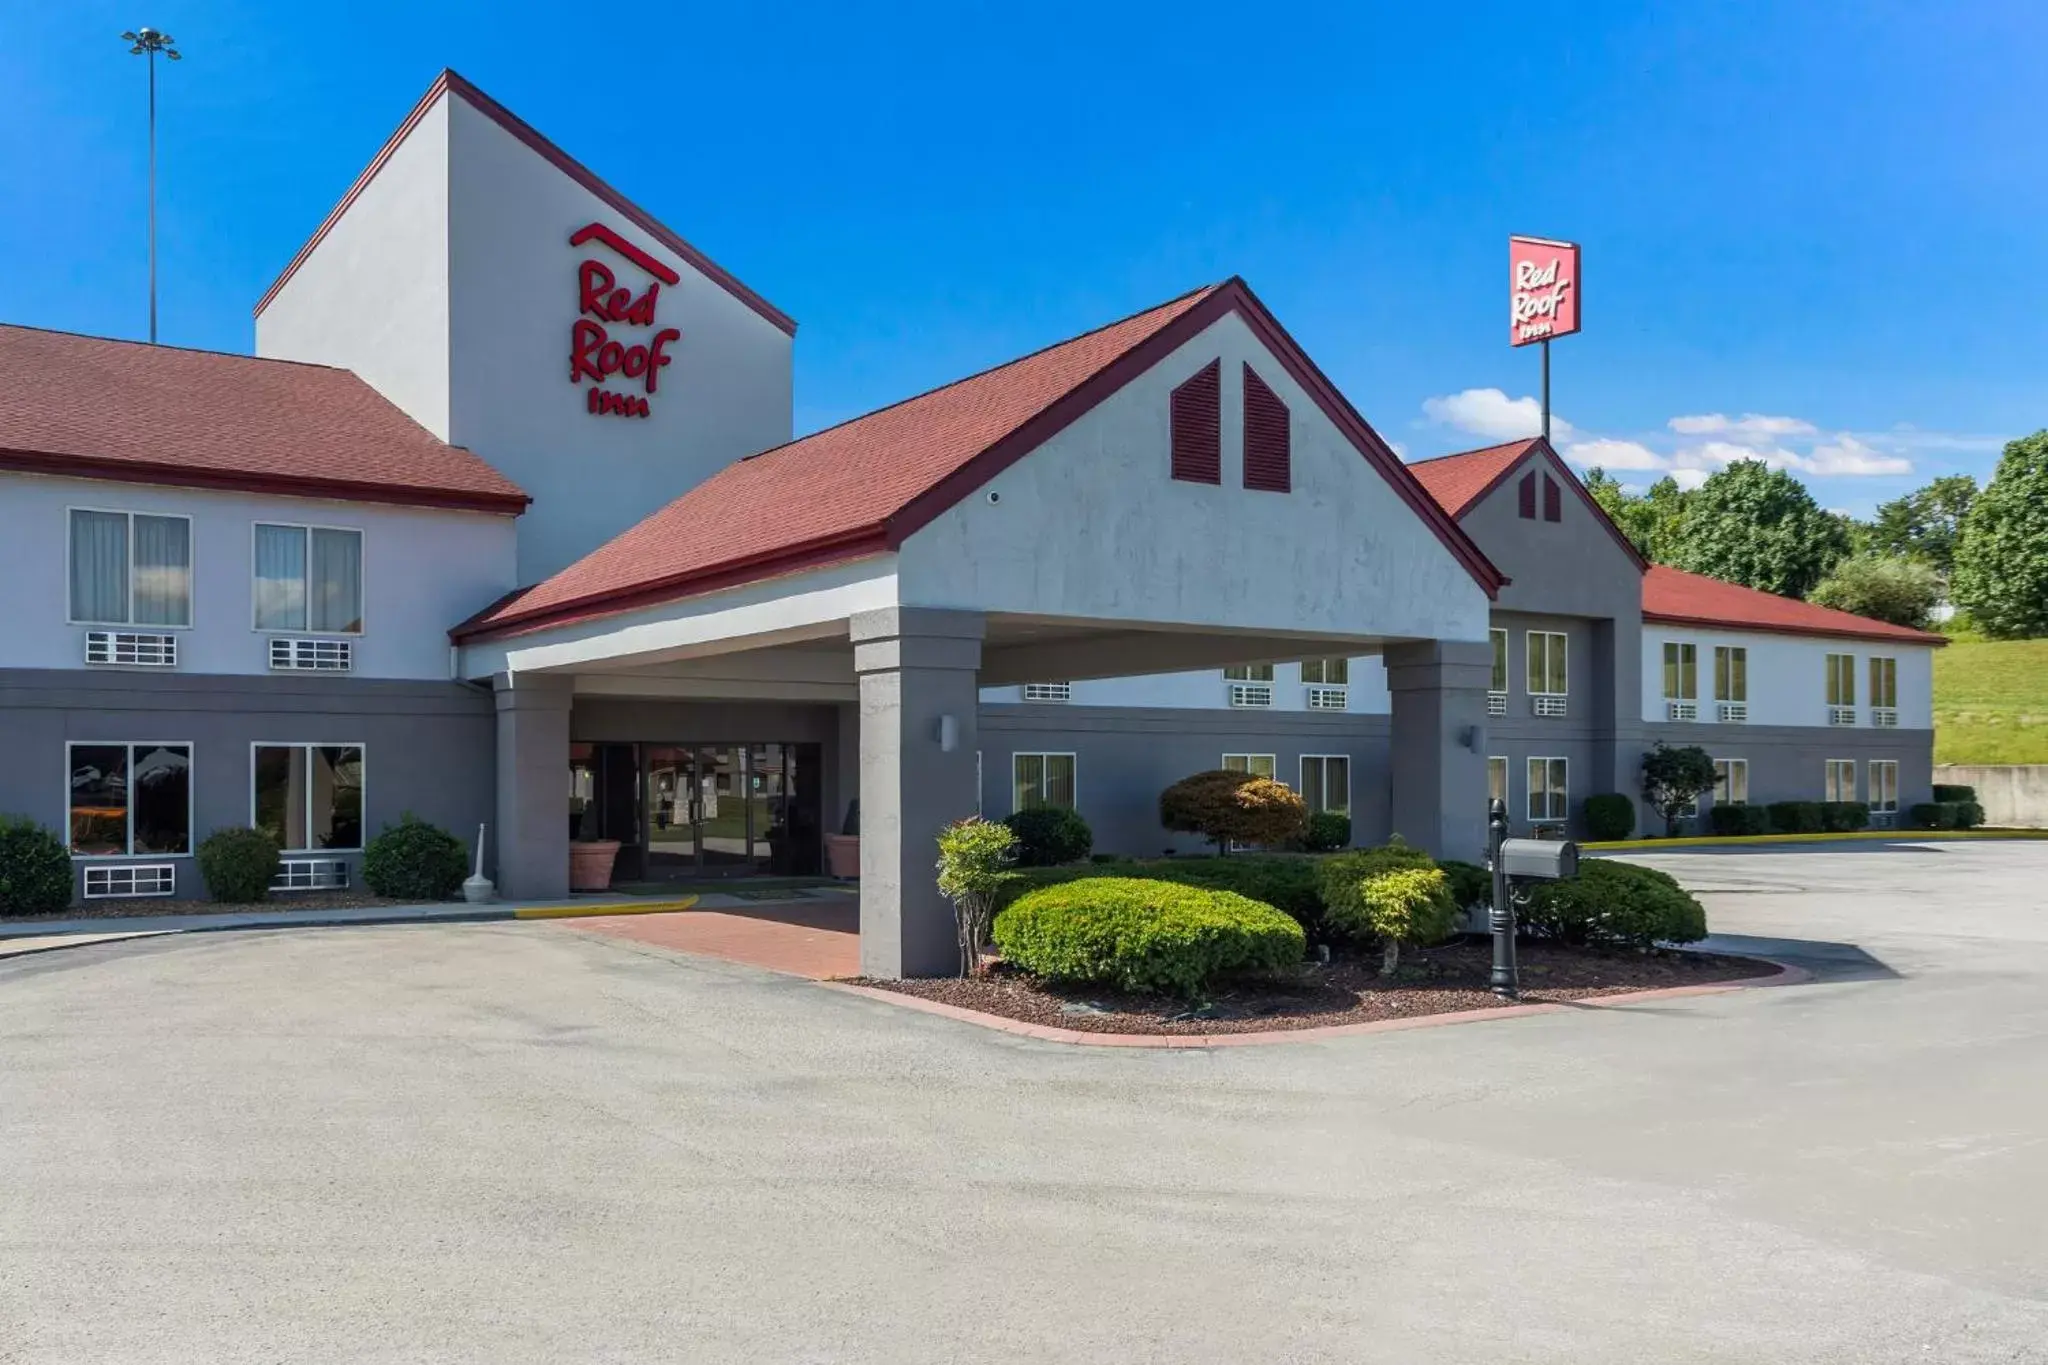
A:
[1562,438,1663,471]
[1670,468,1711,491]
[1804,435,1912,476]
[1668,413,1818,443]
[1421,388,1574,443]
[1386,438,1409,459]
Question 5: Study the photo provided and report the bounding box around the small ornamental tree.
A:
[1342,865,1460,976]
[934,817,1019,977]
[1159,770,1308,855]
[1640,742,1718,837]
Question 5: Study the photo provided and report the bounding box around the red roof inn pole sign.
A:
[1509,234,1579,443]
[569,222,682,418]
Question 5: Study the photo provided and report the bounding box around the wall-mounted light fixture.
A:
[936,715,959,752]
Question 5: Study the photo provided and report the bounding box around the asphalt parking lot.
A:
[3,841,2045,1363]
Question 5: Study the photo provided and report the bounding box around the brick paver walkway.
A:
[568,897,860,979]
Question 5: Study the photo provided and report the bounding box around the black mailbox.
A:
[1498,837,1579,882]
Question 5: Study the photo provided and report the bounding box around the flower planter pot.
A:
[824,833,860,879]
[569,839,622,892]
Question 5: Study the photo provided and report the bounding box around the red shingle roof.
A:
[458,278,1504,641]
[1644,564,1945,646]
[0,324,528,513]
[1405,439,1541,517]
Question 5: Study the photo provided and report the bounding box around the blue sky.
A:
[3,1,2042,516]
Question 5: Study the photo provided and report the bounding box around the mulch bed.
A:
[852,940,1775,1036]
[1,891,411,924]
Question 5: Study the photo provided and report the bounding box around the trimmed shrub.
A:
[1002,805,1093,867]
[1909,802,1953,830]
[1582,793,1636,842]
[0,815,74,917]
[1932,783,1976,804]
[1302,810,1352,853]
[1820,801,1871,833]
[1767,800,1826,835]
[992,877,1306,997]
[935,817,1019,977]
[1438,859,1492,913]
[1708,804,1772,836]
[1159,770,1308,853]
[1315,840,1441,945]
[197,826,281,904]
[1955,800,1986,829]
[362,814,468,901]
[1522,860,1708,950]
[1340,866,1460,975]
[1013,855,1324,933]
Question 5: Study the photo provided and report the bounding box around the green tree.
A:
[1951,432,2048,639]
[1584,468,1692,562]
[1807,554,1943,629]
[935,817,1020,977]
[1868,474,1978,575]
[1640,742,1717,837]
[1670,459,1849,597]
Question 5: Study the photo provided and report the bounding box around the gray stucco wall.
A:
[979,704,1393,856]
[0,670,495,901]
[1634,723,1935,836]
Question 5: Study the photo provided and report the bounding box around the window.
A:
[1714,758,1749,806]
[1526,757,1568,822]
[1299,755,1350,814]
[1825,653,1857,707]
[253,744,366,852]
[67,742,192,857]
[1222,753,1277,780]
[1518,472,1537,519]
[255,524,364,634]
[1242,363,1291,493]
[1169,360,1222,484]
[1542,475,1562,522]
[1527,631,1568,695]
[1869,657,1897,710]
[1489,629,1509,694]
[68,509,192,626]
[1870,760,1899,814]
[1825,759,1857,804]
[1714,646,1748,702]
[1012,753,1076,811]
[1662,643,1698,700]
[1224,663,1275,682]
[1299,658,1349,685]
[1488,756,1509,808]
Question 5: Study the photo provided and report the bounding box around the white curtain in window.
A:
[132,514,191,626]
[254,524,307,630]
[310,528,363,633]
[70,510,128,623]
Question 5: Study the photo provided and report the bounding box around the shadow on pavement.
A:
[1698,933,1900,983]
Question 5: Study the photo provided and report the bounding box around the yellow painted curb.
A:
[1584,829,2048,852]
[513,896,700,920]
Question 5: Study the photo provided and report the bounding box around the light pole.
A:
[122,27,181,344]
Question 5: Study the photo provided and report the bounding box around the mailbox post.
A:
[1486,798,1582,999]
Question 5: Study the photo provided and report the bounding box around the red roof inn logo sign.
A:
[569,222,682,418]
[1509,235,1581,346]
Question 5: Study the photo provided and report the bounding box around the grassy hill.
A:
[1934,639,2048,765]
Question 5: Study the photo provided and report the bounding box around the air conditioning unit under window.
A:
[1872,707,1898,728]
[1228,682,1274,708]
[1532,694,1567,718]
[1828,706,1858,726]
[1306,686,1348,711]
[1021,682,1071,703]
[1666,700,1698,722]
[84,631,178,667]
[1717,702,1748,723]
[270,637,354,672]
[1486,692,1507,717]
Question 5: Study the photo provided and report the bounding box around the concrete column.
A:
[850,607,985,979]
[1385,640,1492,863]
[493,672,574,900]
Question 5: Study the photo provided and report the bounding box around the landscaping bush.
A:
[1707,804,1773,836]
[1932,783,1976,804]
[1002,805,1093,867]
[992,877,1305,997]
[1819,801,1870,833]
[1582,793,1636,842]
[1641,743,1717,836]
[935,817,1019,977]
[1302,810,1352,852]
[1521,860,1708,950]
[1328,865,1460,974]
[1908,802,1954,830]
[197,827,280,904]
[0,815,73,917]
[1955,800,1986,829]
[362,814,468,901]
[1013,855,1325,934]
[1767,800,1826,834]
[1438,859,1493,913]
[1159,769,1308,853]
[1313,840,1435,923]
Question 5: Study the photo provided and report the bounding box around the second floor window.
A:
[1662,642,1697,700]
[1299,658,1349,685]
[1869,657,1897,710]
[1825,653,1857,708]
[69,509,192,627]
[1527,631,1568,696]
[1490,629,1508,693]
[1223,663,1275,683]
[1714,646,1748,702]
[256,524,364,634]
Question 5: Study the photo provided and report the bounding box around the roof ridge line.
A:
[0,321,351,373]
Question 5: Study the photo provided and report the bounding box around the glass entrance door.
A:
[636,742,823,880]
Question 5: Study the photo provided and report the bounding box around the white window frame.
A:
[1825,653,1857,707]
[1222,663,1275,682]
[1662,641,1698,701]
[1298,754,1351,814]
[1713,758,1749,806]
[64,740,195,859]
[1824,759,1858,804]
[1869,657,1897,709]
[1869,760,1899,814]
[1526,756,1568,823]
[1527,631,1568,697]
[1714,645,1748,702]
[1487,755,1510,811]
[1011,752,1078,812]
[249,741,368,854]
[1020,682,1072,703]
[252,521,367,636]
[1299,658,1349,686]
[1222,753,1278,781]
[65,506,195,629]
